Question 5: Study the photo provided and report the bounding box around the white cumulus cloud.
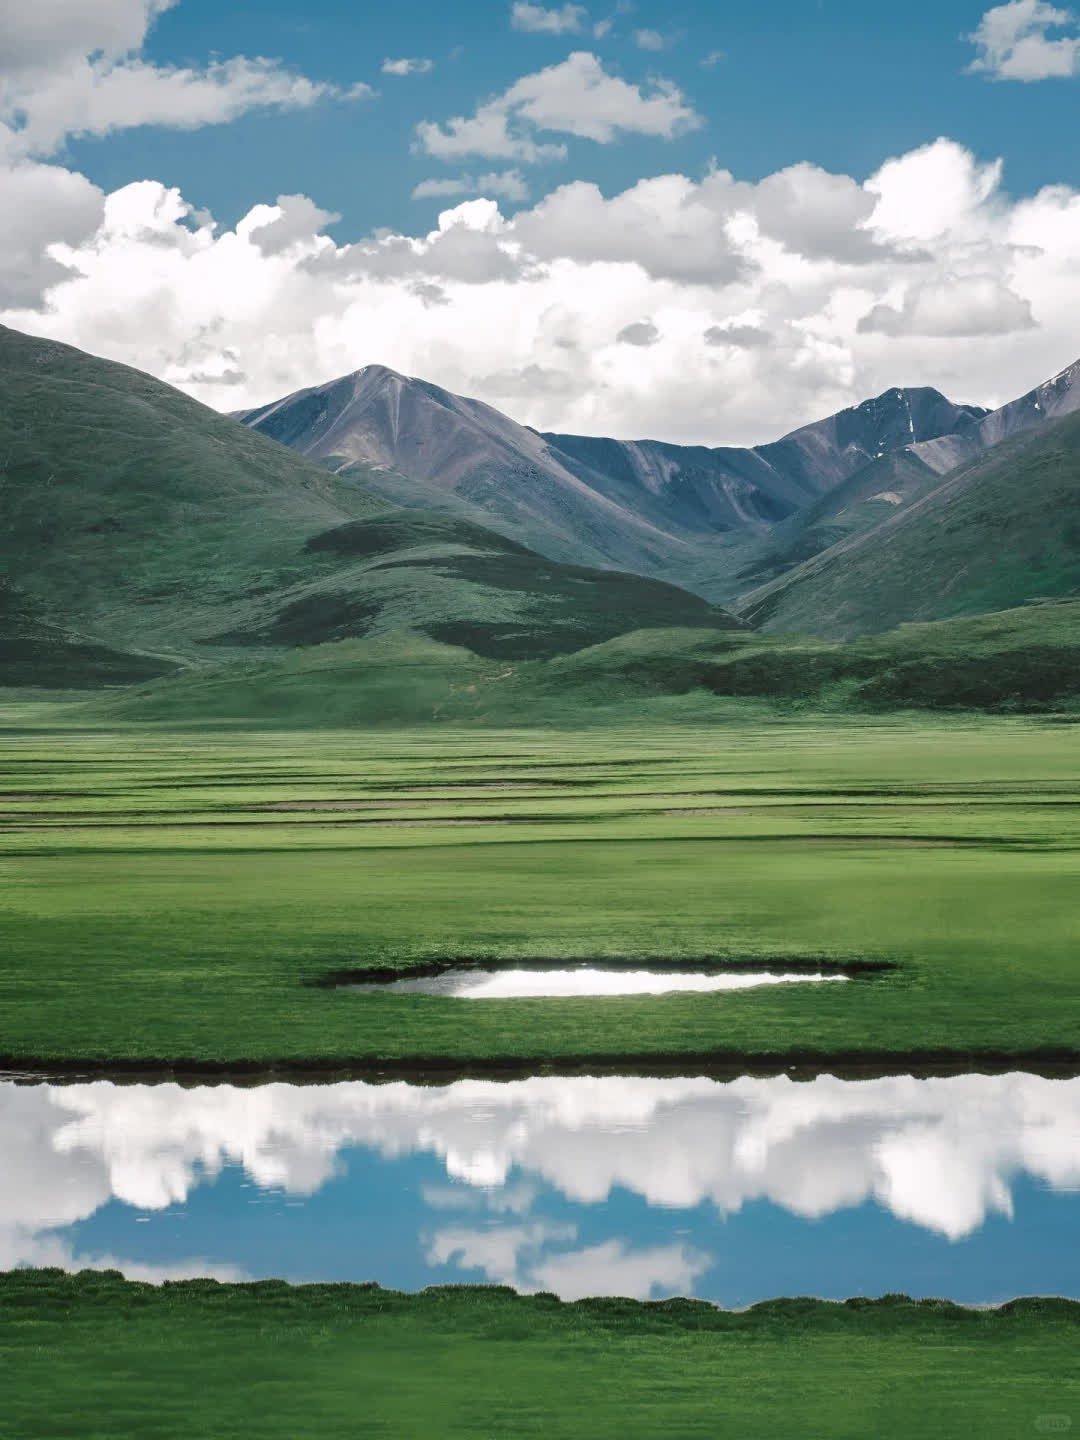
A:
[247,194,342,256]
[5,57,369,159]
[859,275,1036,337]
[617,319,660,345]
[382,57,434,76]
[510,2,589,33]
[506,50,700,142]
[0,0,178,73]
[0,0,373,160]
[415,51,701,163]
[4,138,1080,446]
[967,0,1080,80]
[0,159,105,306]
[413,170,530,202]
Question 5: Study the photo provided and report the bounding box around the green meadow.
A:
[3,1272,1076,1440]
[2,706,1078,1070]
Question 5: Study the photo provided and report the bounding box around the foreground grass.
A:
[2,1271,1077,1440]
[1,714,1079,1068]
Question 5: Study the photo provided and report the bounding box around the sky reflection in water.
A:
[4,1073,1080,1306]
[369,969,848,998]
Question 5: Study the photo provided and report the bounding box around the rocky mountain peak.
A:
[830,386,988,460]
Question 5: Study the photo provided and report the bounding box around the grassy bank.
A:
[1,715,1078,1069]
[2,1271,1076,1440]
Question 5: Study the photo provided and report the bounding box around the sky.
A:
[1,0,1079,444]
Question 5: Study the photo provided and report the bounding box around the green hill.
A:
[208,508,743,662]
[0,324,385,666]
[0,582,180,688]
[0,326,742,684]
[735,449,947,589]
[545,602,1080,713]
[100,600,1080,725]
[739,410,1080,637]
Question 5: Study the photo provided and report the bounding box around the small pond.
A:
[5,1072,1080,1306]
[357,968,849,998]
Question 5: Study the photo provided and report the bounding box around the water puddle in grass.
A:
[6,1072,1080,1306]
[355,968,849,999]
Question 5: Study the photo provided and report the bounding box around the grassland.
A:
[3,1271,1076,1440]
[2,708,1078,1070]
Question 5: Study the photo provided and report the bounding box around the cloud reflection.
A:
[2,1072,1079,1295]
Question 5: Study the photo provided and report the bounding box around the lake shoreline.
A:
[6,1268,1080,1321]
[6,1046,1080,1085]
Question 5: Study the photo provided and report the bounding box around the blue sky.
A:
[65,0,1080,236]
[2,0,1079,443]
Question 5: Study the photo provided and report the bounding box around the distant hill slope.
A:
[735,449,948,589]
[0,326,741,683]
[0,323,385,663]
[739,405,1080,638]
[739,358,1080,589]
[544,602,1080,714]
[219,509,745,663]
[104,600,1080,726]
[236,368,985,589]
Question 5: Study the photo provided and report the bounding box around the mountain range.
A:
[236,369,988,593]
[2,319,1079,718]
[239,353,1080,639]
[0,323,741,687]
[741,375,1080,637]
[739,359,1080,600]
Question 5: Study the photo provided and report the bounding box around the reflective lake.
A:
[5,1072,1080,1306]
[363,969,848,998]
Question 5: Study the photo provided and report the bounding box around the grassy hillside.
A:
[739,409,1080,637]
[735,449,947,588]
[0,325,393,663]
[0,582,179,688]
[0,326,740,680]
[96,599,1080,725]
[256,511,743,661]
[549,603,1080,714]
